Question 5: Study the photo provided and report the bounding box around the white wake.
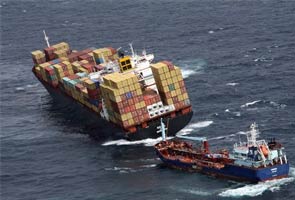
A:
[102,137,173,147]
[177,120,213,136]
[179,59,206,79]
[219,167,295,197]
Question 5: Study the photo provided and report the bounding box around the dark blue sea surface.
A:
[1,0,295,199]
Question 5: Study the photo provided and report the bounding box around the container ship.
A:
[155,122,289,183]
[31,32,193,140]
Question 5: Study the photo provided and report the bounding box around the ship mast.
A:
[247,122,259,146]
[43,30,50,48]
[129,43,135,58]
[157,118,167,141]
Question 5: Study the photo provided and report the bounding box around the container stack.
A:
[83,78,101,112]
[72,60,95,73]
[151,61,190,111]
[93,48,117,65]
[39,62,51,82]
[31,50,46,65]
[45,65,58,87]
[53,61,74,81]
[43,42,70,61]
[100,73,149,129]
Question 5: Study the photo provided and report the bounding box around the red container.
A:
[68,74,79,80]
[131,111,137,117]
[94,65,104,71]
[107,47,117,55]
[117,102,124,109]
[81,48,93,54]
[45,66,55,75]
[68,53,79,62]
[44,47,56,61]
[121,94,127,101]
[130,105,136,112]
[33,57,46,65]
[172,96,178,103]
[138,115,145,122]
[162,60,174,70]
[122,100,128,107]
[78,54,93,63]
[75,83,84,91]
[180,87,187,94]
[81,63,94,73]
[127,99,134,105]
[124,106,130,113]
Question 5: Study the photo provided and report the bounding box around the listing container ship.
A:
[155,122,289,183]
[31,32,193,140]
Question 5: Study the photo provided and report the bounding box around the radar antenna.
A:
[43,30,50,47]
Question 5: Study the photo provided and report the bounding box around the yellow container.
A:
[183,93,189,99]
[31,50,45,59]
[136,89,142,95]
[171,70,176,77]
[176,89,181,95]
[140,101,146,108]
[167,99,173,105]
[163,86,169,93]
[171,90,176,97]
[135,103,141,109]
[128,118,134,125]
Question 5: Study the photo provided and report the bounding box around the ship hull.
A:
[38,77,193,140]
[156,151,289,183]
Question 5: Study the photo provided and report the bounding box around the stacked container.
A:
[31,50,46,65]
[43,42,70,61]
[151,61,190,111]
[83,78,101,112]
[100,73,149,130]
[53,61,74,81]
[93,48,116,64]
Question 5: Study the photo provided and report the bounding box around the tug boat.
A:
[155,122,289,183]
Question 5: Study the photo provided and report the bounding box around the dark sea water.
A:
[1,0,295,199]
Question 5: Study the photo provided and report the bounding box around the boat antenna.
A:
[157,118,167,141]
[129,43,135,58]
[43,30,50,47]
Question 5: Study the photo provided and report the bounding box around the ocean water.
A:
[1,0,295,199]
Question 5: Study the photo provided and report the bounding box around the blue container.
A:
[76,72,87,78]
[91,79,100,88]
[125,92,133,99]
[89,99,99,106]
[51,59,60,64]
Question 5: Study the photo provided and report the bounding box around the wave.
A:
[176,188,211,196]
[209,131,248,141]
[15,83,39,91]
[179,59,206,79]
[226,82,239,86]
[177,120,213,136]
[102,121,213,146]
[104,164,157,173]
[181,69,197,79]
[241,100,286,109]
[224,109,241,117]
[102,137,172,147]
[219,176,294,197]
[15,87,25,91]
[241,100,262,108]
